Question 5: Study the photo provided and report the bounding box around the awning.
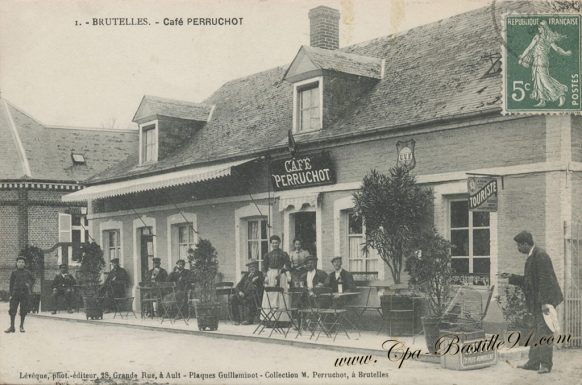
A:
[278,192,319,212]
[62,158,254,202]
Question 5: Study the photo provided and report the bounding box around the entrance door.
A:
[139,227,153,282]
[293,212,316,257]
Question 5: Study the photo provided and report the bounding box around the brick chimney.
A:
[308,6,340,50]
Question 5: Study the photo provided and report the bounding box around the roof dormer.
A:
[132,95,214,164]
[284,45,383,134]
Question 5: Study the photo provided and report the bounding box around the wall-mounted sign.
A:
[468,177,498,212]
[271,152,336,191]
[396,139,416,170]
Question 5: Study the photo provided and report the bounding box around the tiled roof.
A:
[285,45,384,80]
[132,95,213,123]
[0,99,139,182]
[90,1,547,184]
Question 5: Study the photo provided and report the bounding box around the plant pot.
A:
[422,316,442,354]
[194,302,219,331]
[83,295,103,320]
[380,294,424,336]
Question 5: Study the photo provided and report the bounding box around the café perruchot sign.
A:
[271,153,336,191]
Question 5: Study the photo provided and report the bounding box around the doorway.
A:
[139,227,153,282]
[292,212,316,257]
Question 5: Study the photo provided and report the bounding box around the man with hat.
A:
[326,257,355,293]
[148,258,168,283]
[503,230,563,374]
[230,259,265,325]
[51,264,77,314]
[300,255,327,293]
[5,256,34,333]
[167,259,192,316]
[101,258,130,312]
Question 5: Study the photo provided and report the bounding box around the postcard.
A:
[0,0,581,384]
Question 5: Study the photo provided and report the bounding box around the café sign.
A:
[271,153,336,191]
[468,177,498,212]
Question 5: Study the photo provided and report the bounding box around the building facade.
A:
[62,3,581,331]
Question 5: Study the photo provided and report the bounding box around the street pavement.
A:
[1,315,582,385]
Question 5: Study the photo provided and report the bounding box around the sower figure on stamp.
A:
[5,256,35,333]
[51,264,77,314]
[231,259,264,325]
[101,258,130,312]
[503,231,563,374]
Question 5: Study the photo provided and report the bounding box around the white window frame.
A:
[99,220,124,267]
[235,204,272,281]
[245,217,269,271]
[139,120,158,164]
[167,213,197,271]
[104,230,121,262]
[70,214,87,265]
[292,77,323,133]
[346,211,379,274]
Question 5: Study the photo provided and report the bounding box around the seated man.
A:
[300,256,328,294]
[166,259,192,317]
[231,259,264,325]
[326,257,355,293]
[147,257,168,283]
[101,258,130,312]
[51,264,77,314]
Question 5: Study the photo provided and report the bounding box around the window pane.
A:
[72,230,81,260]
[261,220,267,239]
[473,211,490,227]
[450,201,468,228]
[248,221,258,240]
[348,213,362,235]
[261,241,268,259]
[451,258,469,274]
[473,258,490,275]
[310,88,319,108]
[451,229,469,256]
[109,231,117,247]
[72,215,81,226]
[473,229,490,256]
[301,108,310,131]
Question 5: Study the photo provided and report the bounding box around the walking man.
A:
[5,256,35,333]
[506,231,563,374]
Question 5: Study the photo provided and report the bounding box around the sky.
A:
[0,0,489,129]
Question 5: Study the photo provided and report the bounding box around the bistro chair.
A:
[113,297,136,319]
[253,287,280,336]
[159,282,188,325]
[311,287,350,341]
[139,282,161,319]
[297,286,332,340]
[344,285,383,332]
[215,282,235,321]
[268,287,300,338]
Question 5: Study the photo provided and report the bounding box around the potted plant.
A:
[191,239,220,331]
[405,229,454,353]
[353,166,432,334]
[496,285,532,346]
[77,242,106,320]
[20,245,44,313]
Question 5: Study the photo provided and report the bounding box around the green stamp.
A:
[504,14,581,114]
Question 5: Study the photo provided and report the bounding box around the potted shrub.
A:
[405,229,453,353]
[496,285,532,346]
[77,242,106,320]
[353,166,432,334]
[20,246,44,313]
[191,239,220,331]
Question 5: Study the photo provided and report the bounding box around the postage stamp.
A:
[503,13,581,114]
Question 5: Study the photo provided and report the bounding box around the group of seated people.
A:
[230,236,355,325]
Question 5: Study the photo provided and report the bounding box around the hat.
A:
[152,257,161,263]
[513,231,534,245]
[305,255,317,263]
[246,259,259,267]
[331,256,342,263]
[110,258,120,264]
[16,256,25,262]
[59,263,68,269]
[176,259,186,265]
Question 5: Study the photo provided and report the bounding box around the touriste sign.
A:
[467,177,498,212]
[271,153,336,191]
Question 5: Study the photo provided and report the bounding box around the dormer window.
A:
[294,78,322,133]
[140,122,158,164]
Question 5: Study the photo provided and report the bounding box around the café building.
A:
[63,3,582,324]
